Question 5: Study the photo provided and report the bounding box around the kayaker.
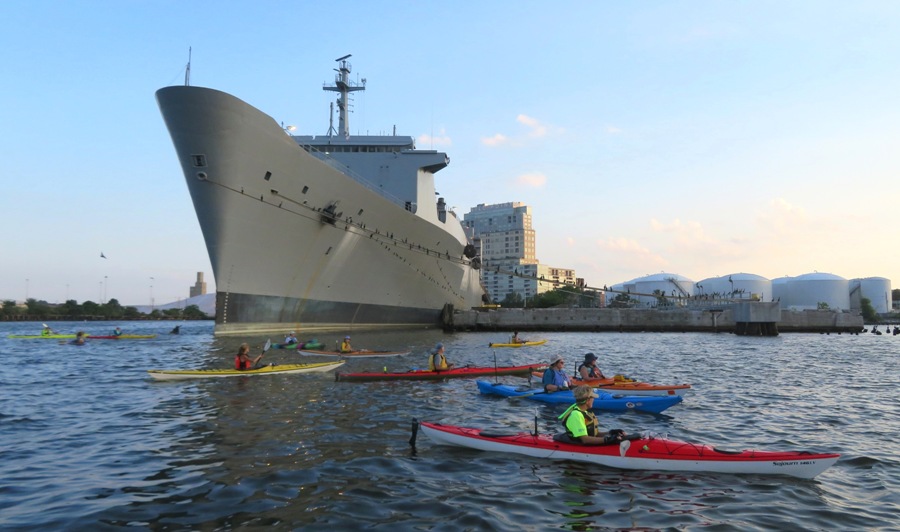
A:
[72,331,87,345]
[284,331,298,345]
[41,324,56,336]
[542,355,572,392]
[559,385,628,445]
[511,331,527,344]
[235,343,264,370]
[577,352,606,380]
[428,343,454,371]
[113,327,123,337]
[340,336,353,353]
[170,325,181,334]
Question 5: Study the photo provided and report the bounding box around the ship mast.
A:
[323,54,366,138]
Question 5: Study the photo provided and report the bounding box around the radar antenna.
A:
[323,54,365,137]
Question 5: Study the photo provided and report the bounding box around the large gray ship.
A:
[157,55,487,335]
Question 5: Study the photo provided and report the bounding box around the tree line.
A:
[1,298,210,321]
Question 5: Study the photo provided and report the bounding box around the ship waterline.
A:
[157,58,485,335]
[213,292,451,336]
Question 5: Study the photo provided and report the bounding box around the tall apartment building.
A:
[189,272,207,298]
[463,202,576,304]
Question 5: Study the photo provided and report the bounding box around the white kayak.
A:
[148,360,345,380]
[417,421,840,479]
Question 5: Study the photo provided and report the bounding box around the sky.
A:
[2,1,899,306]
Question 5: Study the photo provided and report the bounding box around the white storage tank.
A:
[784,272,850,310]
[771,276,792,306]
[850,277,892,313]
[693,273,772,301]
[630,272,695,307]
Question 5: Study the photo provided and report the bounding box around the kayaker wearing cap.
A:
[577,352,606,380]
[284,331,298,345]
[340,336,353,353]
[428,343,454,371]
[542,355,572,392]
[559,385,627,445]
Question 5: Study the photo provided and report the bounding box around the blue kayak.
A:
[475,380,682,414]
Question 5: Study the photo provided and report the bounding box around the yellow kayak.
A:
[488,339,547,348]
[148,361,345,380]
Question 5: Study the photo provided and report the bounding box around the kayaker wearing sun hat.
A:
[559,385,627,445]
[577,352,606,380]
[541,355,572,392]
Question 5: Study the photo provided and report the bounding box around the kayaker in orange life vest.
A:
[559,385,628,445]
[235,343,265,370]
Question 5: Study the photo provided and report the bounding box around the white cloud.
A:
[514,172,547,188]
[481,133,508,146]
[483,114,562,148]
[418,129,452,148]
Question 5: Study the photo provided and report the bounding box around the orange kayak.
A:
[531,372,692,396]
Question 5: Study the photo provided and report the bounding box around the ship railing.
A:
[300,144,409,208]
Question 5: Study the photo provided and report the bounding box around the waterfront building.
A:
[463,202,576,304]
[189,272,207,298]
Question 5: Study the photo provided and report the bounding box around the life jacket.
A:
[429,352,449,371]
[340,341,352,353]
[235,355,251,370]
[577,362,601,378]
[542,368,569,390]
[559,404,600,439]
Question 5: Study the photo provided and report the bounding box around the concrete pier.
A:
[443,303,864,334]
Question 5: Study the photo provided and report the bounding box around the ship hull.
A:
[156,86,484,335]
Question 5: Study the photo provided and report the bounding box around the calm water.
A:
[1,321,898,531]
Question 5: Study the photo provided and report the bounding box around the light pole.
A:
[149,277,155,311]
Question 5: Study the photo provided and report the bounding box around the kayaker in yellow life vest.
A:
[340,336,353,353]
[559,385,627,445]
[428,343,454,371]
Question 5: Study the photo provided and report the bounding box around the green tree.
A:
[817,301,830,310]
[500,292,524,308]
[82,301,101,316]
[104,298,124,319]
[608,292,638,308]
[60,300,82,317]
[859,297,879,323]
[123,306,142,319]
[25,298,52,317]
[182,304,207,319]
[2,300,19,316]
[532,286,579,308]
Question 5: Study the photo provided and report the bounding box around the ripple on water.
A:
[1,325,899,529]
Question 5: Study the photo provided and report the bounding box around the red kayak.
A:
[416,421,840,479]
[335,364,546,382]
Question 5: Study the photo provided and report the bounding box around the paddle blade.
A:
[263,339,272,353]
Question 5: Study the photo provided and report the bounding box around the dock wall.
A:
[445,305,864,334]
